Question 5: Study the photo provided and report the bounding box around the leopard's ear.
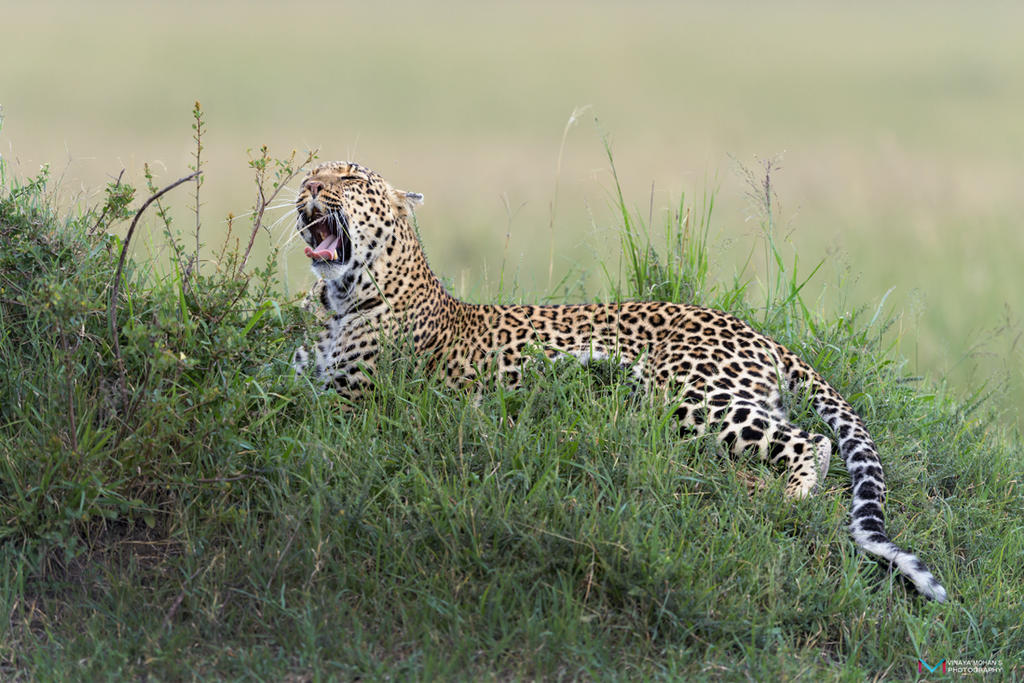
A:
[402,190,424,207]
[390,187,424,217]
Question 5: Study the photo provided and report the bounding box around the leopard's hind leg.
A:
[673,398,831,498]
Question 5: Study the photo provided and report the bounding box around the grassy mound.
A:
[1,153,1021,680]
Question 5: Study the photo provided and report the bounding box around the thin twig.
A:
[164,567,202,630]
[163,592,185,629]
[238,150,317,274]
[108,171,201,381]
[89,169,125,235]
[189,102,205,280]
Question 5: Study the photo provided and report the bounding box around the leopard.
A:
[291,160,947,602]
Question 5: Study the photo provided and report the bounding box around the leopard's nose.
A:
[307,181,323,197]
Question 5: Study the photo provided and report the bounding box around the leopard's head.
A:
[295,161,423,281]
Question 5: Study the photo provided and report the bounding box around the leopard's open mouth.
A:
[302,209,351,264]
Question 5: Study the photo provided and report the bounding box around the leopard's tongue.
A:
[304,232,344,261]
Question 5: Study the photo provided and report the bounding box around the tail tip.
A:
[923,581,947,603]
[887,546,948,602]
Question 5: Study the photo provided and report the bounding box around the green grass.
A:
[3,1,1024,432]
[1,146,1023,680]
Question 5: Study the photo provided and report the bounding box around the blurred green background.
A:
[2,1,1021,428]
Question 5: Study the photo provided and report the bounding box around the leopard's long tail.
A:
[808,377,947,602]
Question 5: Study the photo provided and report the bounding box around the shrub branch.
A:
[108,171,201,379]
[239,146,317,274]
